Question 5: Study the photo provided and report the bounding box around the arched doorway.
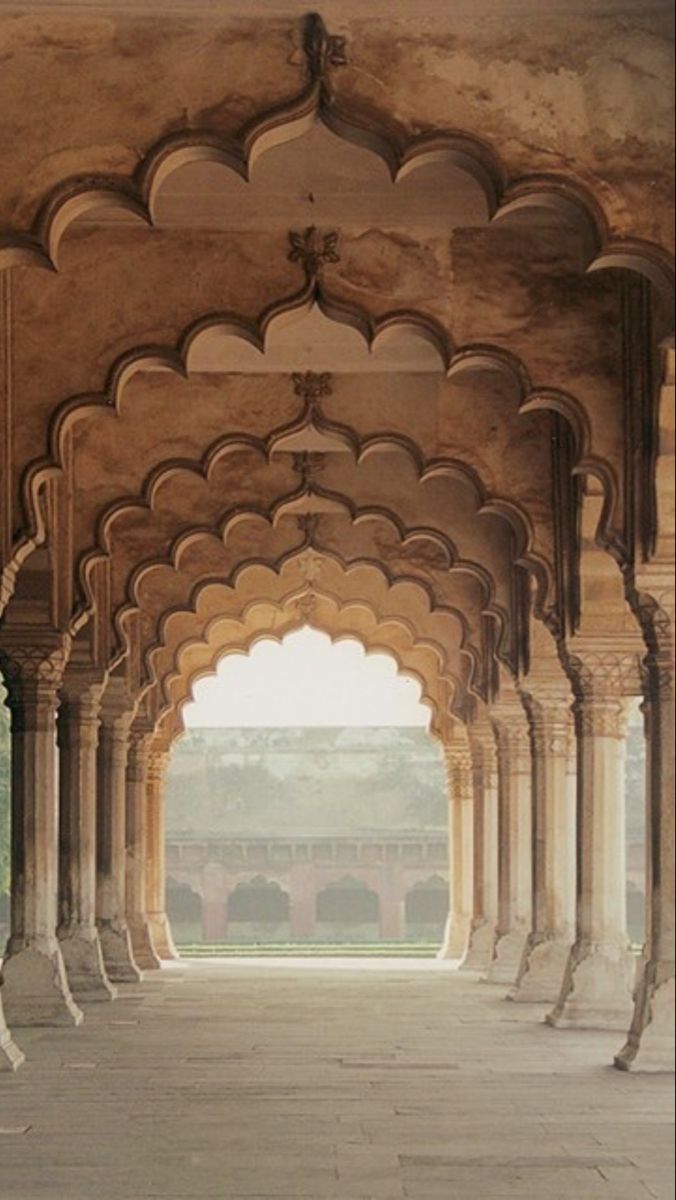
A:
[166,878,202,945]
[227,878,290,943]
[405,876,449,942]
[316,877,380,942]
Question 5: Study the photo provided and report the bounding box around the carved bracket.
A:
[288,226,340,279]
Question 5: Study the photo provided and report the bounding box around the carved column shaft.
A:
[126,732,161,970]
[459,734,499,971]
[437,743,473,960]
[96,692,141,982]
[0,635,82,1026]
[549,648,638,1031]
[57,674,115,1002]
[487,719,532,985]
[146,747,178,961]
[617,589,675,1071]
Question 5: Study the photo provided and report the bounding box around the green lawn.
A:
[177,941,441,958]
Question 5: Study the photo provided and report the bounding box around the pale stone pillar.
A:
[548,675,635,1030]
[459,728,499,971]
[96,681,141,982]
[0,635,83,1026]
[510,696,576,1002]
[486,718,532,985]
[146,747,179,960]
[289,864,317,939]
[57,671,116,1002]
[438,741,473,960]
[0,989,24,1071]
[616,587,675,1070]
[126,730,161,970]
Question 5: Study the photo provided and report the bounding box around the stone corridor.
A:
[0,959,673,1200]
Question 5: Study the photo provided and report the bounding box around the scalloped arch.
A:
[1,45,673,308]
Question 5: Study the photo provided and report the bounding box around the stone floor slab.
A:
[0,959,673,1199]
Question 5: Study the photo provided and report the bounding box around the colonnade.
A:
[439,615,675,1071]
[0,589,673,1075]
[0,647,177,1070]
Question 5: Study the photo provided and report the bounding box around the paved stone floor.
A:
[0,958,673,1200]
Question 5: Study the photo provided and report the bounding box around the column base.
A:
[97,920,142,983]
[437,912,471,960]
[546,941,636,1031]
[128,916,161,970]
[0,995,24,1072]
[614,964,675,1073]
[459,918,497,972]
[484,928,529,985]
[1,942,84,1027]
[508,933,573,1003]
[147,911,179,961]
[58,927,117,1002]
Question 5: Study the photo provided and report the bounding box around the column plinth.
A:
[548,690,635,1031]
[0,636,83,1026]
[126,731,161,970]
[57,675,116,1002]
[0,992,24,1071]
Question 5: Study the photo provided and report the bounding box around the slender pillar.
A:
[125,729,161,970]
[616,588,675,1070]
[96,681,141,982]
[548,665,636,1030]
[0,635,83,1026]
[460,728,499,971]
[510,695,576,1002]
[289,864,317,939]
[57,672,116,1002]
[146,747,179,960]
[486,717,532,985]
[438,741,473,960]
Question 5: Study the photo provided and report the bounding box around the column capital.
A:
[442,741,473,802]
[565,638,644,702]
[572,695,630,740]
[0,630,71,729]
[0,630,71,695]
[60,666,107,726]
[491,708,531,773]
[146,747,170,787]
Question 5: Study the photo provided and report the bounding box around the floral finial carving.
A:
[288,226,340,278]
[303,13,348,87]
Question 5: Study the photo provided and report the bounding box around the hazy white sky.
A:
[183,628,429,728]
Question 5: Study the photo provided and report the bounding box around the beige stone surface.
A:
[0,959,673,1199]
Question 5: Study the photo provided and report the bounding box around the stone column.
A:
[125,730,161,970]
[548,661,636,1030]
[459,729,499,971]
[146,747,179,960]
[438,742,473,960]
[510,696,576,1002]
[96,681,141,982]
[0,635,83,1025]
[486,719,532,985]
[57,672,116,1003]
[616,588,675,1070]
